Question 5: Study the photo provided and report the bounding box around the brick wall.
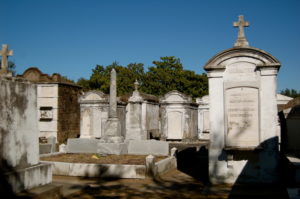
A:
[57,83,81,144]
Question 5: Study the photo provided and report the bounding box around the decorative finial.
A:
[134,79,139,91]
[233,15,250,47]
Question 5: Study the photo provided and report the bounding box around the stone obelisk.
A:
[103,68,123,143]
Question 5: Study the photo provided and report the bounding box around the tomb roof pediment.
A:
[79,90,108,103]
[204,47,280,71]
[18,67,81,87]
[160,90,192,103]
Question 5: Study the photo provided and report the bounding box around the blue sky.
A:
[1,0,299,91]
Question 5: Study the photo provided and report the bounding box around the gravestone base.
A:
[66,138,99,153]
[102,118,124,143]
[128,140,169,156]
[0,69,12,77]
[4,163,52,193]
[97,143,128,155]
[66,138,127,155]
[125,128,145,141]
[100,136,124,143]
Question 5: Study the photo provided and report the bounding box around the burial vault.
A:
[204,15,281,184]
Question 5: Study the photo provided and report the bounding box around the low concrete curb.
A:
[40,153,177,179]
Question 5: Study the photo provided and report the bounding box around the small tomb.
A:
[160,90,198,141]
[78,90,126,139]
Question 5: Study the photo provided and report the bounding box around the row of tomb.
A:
[19,67,293,147]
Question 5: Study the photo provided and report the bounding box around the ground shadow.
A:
[0,158,31,198]
[225,137,289,199]
[175,146,209,183]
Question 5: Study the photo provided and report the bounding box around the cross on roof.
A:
[233,15,250,47]
[0,44,13,72]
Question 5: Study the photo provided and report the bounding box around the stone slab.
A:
[128,140,169,156]
[39,143,52,154]
[155,157,177,175]
[97,143,128,155]
[66,138,98,153]
[41,161,145,179]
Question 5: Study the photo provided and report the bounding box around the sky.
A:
[1,0,299,91]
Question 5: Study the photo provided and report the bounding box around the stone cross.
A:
[0,44,13,72]
[233,15,250,47]
[134,79,139,91]
[109,68,117,118]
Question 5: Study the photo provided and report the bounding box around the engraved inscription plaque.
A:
[40,107,53,120]
[225,87,259,147]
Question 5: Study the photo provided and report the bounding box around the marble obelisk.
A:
[102,68,123,143]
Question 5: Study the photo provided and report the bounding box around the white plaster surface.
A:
[0,78,39,167]
[128,140,169,156]
[205,46,281,184]
[160,91,198,140]
[0,78,52,192]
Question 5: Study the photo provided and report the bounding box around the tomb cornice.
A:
[204,46,280,71]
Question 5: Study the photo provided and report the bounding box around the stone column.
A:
[207,70,227,184]
[102,69,123,143]
[109,69,117,118]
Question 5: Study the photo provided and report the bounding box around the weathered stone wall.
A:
[0,77,39,168]
[57,83,81,144]
[144,102,160,137]
[117,104,127,138]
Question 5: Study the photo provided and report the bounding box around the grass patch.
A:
[41,154,167,165]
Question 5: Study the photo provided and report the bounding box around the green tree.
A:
[280,88,300,98]
[79,62,145,96]
[77,77,91,91]
[77,56,208,99]
[143,56,208,98]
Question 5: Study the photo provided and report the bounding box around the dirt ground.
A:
[52,169,289,199]
[40,154,167,165]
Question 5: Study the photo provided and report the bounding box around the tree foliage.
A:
[142,56,208,98]
[77,56,208,99]
[78,62,145,96]
[280,88,300,98]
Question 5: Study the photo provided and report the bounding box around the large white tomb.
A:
[204,16,281,184]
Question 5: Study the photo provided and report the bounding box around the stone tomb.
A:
[279,97,300,155]
[196,95,210,140]
[78,90,126,139]
[160,90,198,140]
[126,80,160,140]
[18,67,82,145]
[0,77,52,193]
[204,15,281,184]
